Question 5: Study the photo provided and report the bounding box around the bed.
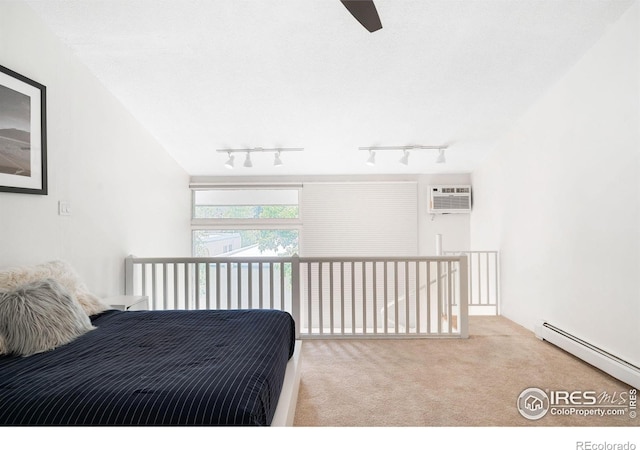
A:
[0,261,301,427]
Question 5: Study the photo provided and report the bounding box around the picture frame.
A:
[0,64,47,195]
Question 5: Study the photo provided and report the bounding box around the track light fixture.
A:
[216,147,303,169]
[399,149,409,165]
[366,150,376,166]
[359,145,448,166]
[274,151,283,167]
[224,152,235,169]
[243,152,253,168]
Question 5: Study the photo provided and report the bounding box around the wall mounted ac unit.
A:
[429,185,472,214]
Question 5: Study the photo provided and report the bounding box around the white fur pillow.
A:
[0,260,108,317]
[0,278,96,356]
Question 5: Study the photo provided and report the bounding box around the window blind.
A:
[301,182,418,257]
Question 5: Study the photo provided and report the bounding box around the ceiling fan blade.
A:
[340,0,382,33]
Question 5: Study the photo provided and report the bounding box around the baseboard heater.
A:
[535,322,640,389]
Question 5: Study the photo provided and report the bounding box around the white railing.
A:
[125,254,468,339]
[298,257,467,338]
[125,255,297,311]
[443,250,499,315]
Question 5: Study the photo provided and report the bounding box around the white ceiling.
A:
[25,0,634,176]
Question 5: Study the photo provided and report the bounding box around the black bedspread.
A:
[0,309,295,426]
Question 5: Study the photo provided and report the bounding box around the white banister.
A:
[443,250,500,315]
[297,256,466,338]
[124,254,469,339]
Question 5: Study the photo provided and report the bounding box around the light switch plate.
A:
[58,201,72,216]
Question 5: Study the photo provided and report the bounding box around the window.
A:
[301,182,417,257]
[191,187,301,257]
[193,229,299,257]
[193,189,299,219]
[191,181,419,258]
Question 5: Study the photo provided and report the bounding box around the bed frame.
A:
[271,340,302,426]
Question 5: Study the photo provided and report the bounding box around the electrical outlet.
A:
[58,201,72,216]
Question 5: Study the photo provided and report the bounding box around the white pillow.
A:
[0,260,108,317]
[0,278,96,357]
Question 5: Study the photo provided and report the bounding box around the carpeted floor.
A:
[293,316,638,427]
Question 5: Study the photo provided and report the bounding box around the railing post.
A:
[125,254,135,295]
[435,234,443,256]
[291,254,300,339]
[458,255,469,338]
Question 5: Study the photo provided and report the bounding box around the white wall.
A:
[470,2,639,366]
[0,2,191,297]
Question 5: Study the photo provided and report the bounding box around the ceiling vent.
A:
[429,185,472,214]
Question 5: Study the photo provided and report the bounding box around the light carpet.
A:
[293,316,637,427]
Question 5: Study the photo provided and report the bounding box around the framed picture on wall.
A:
[0,64,47,195]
